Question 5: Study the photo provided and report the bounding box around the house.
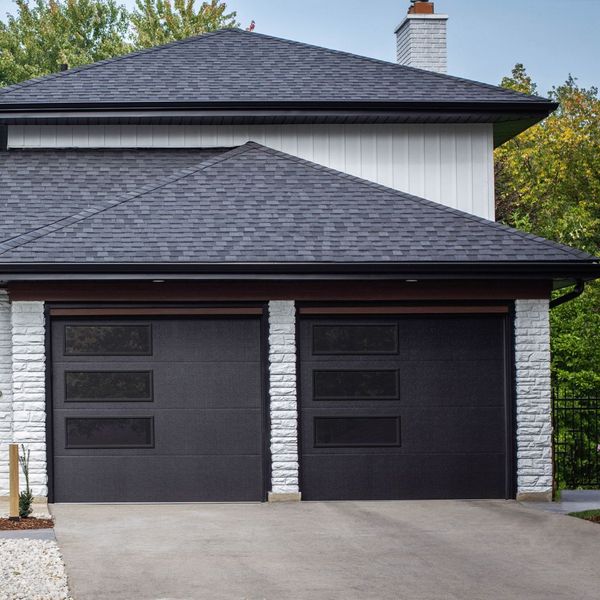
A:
[0,0,597,505]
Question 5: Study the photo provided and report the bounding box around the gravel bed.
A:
[0,539,72,600]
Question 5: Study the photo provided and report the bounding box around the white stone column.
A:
[0,290,13,496]
[515,299,553,501]
[268,300,300,501]
[11,301,47,498]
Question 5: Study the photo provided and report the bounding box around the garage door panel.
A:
[301,452,506,500]
[54,409,262,456]
[399,407,506,453]
[151,319,260,362]
[302,360,505,408]
[302,406,505,454]
[51,316,265,502]
[53,455,263,502]
[398,361,505,407]
[53,362,262,410]
[397,318,505,362]
[300,314,510,500]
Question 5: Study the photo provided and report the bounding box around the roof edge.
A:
[0,261,597,280]
[0,100,558,114]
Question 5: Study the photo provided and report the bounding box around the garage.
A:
[299,312,512,500]
[50,315,265,502]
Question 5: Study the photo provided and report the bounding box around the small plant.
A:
[18,445,34,518]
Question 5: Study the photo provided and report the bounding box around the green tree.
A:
[0,0,131,87]
[131,0,238,49]
[495,65,600,389]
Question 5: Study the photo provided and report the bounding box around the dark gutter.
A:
[0,261,597,280]
[550,280,586,308]
[0,100,558,116]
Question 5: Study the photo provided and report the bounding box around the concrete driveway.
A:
[51,500,600,600]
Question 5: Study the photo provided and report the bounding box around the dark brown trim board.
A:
[299,305,510,315]
[8,279,552,302]
[49,307,264,317]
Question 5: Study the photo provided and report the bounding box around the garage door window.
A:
[313,370,399,400]
[64,325,152,356]
[312,324,398,355]
[65,417,154,449]
[65,371,153,402]
[314,416,401,447]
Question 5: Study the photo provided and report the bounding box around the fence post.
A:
[9,443,20,520]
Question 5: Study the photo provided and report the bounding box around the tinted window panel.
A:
[314,417,400,447]
[66,418,154,448]
[65,325,151,356]
[313,324,397,355]
[65,371,153,402]
[313,370,398,400]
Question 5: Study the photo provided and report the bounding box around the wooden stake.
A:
[9,443,20,521]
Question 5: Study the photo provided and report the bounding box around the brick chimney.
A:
[395,1,448,74]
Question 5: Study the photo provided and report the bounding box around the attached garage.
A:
[299,311,513,501]
[49,315,266,502]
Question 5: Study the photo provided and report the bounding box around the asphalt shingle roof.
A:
[0,29,551,107]
[0,142,592,265]
[0,148,228,244]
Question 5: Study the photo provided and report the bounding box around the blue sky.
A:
[0,0,598,95]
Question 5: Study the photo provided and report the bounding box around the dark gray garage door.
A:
[299,314,511,500]
[51,317,264,502]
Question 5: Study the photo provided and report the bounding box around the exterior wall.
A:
[8,123,496,220]
[268,301,299,497]
[0,291,12,495]
[10,302,47,497]
[514,299,553,501]
[0,296,554,501]
[396,14,448,74]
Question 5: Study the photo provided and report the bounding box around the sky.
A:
[0,0,598,95]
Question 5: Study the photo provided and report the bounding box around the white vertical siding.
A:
[8,123,496,220]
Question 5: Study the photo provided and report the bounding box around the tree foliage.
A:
[0,0,131,86]
[131,0,238,49]
[496,65,600,390]
[0,0,238,87]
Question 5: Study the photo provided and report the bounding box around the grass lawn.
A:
[568,509,600,523]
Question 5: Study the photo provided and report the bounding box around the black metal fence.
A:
[553,388,600,490]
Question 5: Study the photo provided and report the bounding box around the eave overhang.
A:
[0,101,557,147]
[0,261,597,290]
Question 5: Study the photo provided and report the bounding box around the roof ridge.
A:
[249,143,593,261]
[0,29,234,98]
[0,143,253,254]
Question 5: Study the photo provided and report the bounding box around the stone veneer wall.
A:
[515,299,553,501]
[268,301,299,496]
[11,301,47,497]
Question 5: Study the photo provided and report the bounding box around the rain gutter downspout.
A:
[549,280,586,309]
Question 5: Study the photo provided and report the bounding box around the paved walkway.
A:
[52,500,600,600]
[526,490,600,515]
